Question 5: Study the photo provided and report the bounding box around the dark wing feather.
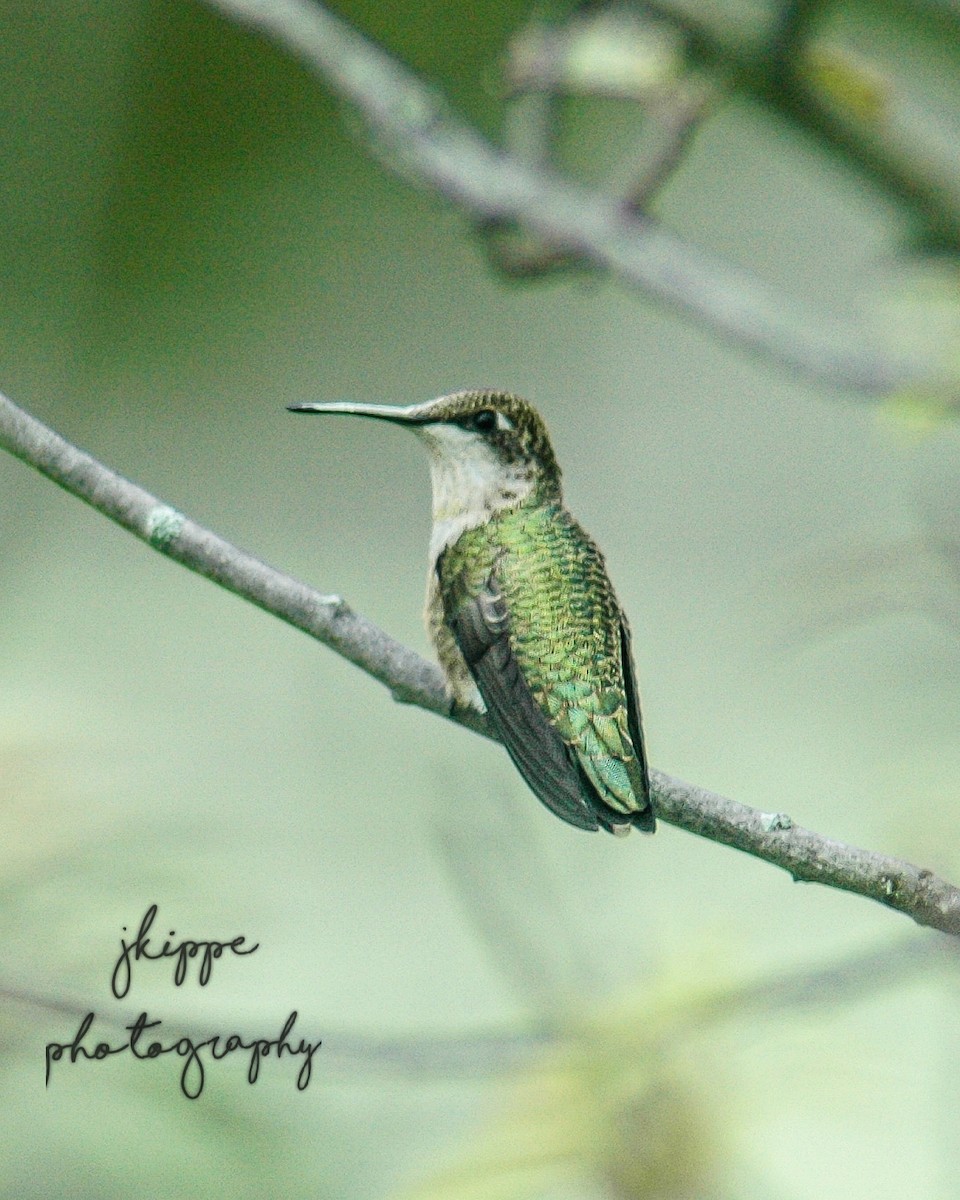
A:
[619,617,656,832]
[447,577,600,832]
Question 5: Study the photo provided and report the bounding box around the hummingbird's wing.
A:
[618,615,655,833]
[438,508,653,836]
[447,578,602,832]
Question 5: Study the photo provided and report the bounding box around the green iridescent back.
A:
[440,496,650,821]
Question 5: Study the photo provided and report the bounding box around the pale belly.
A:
[424,569,485,711]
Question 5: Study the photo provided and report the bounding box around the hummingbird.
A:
[289,390,654,837]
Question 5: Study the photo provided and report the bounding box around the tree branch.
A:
[199,0,927,396]
[1,389,958,936]
[0,392,486,739]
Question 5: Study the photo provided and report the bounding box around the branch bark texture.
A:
[1,390,958,937]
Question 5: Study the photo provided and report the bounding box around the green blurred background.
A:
[1,0,958,1196]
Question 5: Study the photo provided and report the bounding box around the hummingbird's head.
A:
[290,390,562,529]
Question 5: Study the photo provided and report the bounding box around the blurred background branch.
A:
[1,929,951,1076]
[202,0,933,396]
[644,0,960,243]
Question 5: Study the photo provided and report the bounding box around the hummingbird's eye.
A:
[465,409,498,434]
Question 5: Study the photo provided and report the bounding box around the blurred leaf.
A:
[801,40,891,125]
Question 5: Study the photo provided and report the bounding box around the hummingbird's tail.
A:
[593,798,655,837]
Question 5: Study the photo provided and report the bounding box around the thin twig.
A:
[1,389,958,936]
[200,0,926,396]
[617,75,720,210]
[0,391,486,737]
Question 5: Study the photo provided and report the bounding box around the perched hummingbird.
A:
[289,390,654,837]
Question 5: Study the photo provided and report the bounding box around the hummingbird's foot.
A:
[445,677,486,717]
[448,693,487,720]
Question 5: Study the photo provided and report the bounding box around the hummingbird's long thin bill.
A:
[287,401,425,424]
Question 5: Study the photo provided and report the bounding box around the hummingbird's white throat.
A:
[416,423,535,563]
